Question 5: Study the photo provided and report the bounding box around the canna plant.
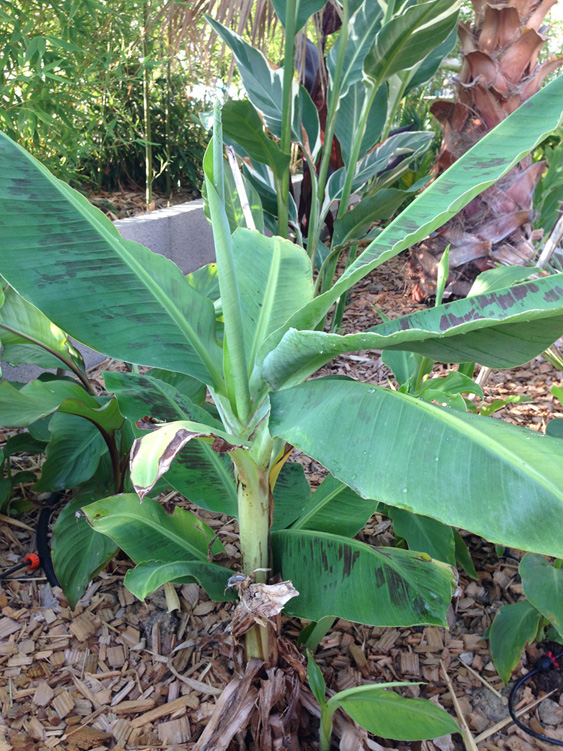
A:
[306,650,458,749]
[208,0,462,331]
[2,38,563,750]
[489,552,563,684]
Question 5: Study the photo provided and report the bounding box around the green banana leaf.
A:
[83,493,225,563]
[0,379,121,433]
[145,368,207,404]
[489,600,542,683]
[185,263,220,304]
[262,275,563,390]
[124,560,234,603]
[0,132,224,387]
[467,266,539,297]
[521,553,563,641]
[269,379,563,558]
[231,229,314,375]
[34,413,107,492]
[271,462,311,531]
[262,73,563,347]
[272,528,456,626]
[0,282,84,373]
[52,481,118,609]
[203,158,265,235]
[129,420,246,501]
[104,371,221,428]
[290,474,379,538]
[386,507,455,566]
[104,371,238,515]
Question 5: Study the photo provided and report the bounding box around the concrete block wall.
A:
[2,200,216,382]
[114,198,215,274]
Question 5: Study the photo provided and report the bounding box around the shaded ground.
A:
[1,255,562,751]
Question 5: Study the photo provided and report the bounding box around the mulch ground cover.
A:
[86,189,200,221]
[1,241,562,751]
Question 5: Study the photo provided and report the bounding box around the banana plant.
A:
[1,58,563,747]
[306,650,459,748]
[489,553,563,683]
[208,0,461,331]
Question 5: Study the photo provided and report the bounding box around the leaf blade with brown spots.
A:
[271,529,456,627]
[270,378,563,558]
[262,274,563,390]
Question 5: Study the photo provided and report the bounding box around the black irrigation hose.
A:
[508,650,563,747]
[36,491,61,588]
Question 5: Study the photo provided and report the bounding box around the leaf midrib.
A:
[292,481,347,530]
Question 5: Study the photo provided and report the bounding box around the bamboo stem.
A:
[142,0,153,207]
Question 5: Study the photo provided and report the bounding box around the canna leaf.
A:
[270,0,328,33]
[330,685,459,741]
[520,553,563,641]
[363,0,461,87]
[489,600,542,683]
[222,99,290,180]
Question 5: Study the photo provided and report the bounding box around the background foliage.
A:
[0,0,211,194]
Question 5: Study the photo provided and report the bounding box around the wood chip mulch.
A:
[86,189,199,222]
[1,255,563,750]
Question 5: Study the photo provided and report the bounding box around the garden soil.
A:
[1,253,562,751]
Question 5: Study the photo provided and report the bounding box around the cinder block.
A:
[114,199,215,274]
[1,341,108,384]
